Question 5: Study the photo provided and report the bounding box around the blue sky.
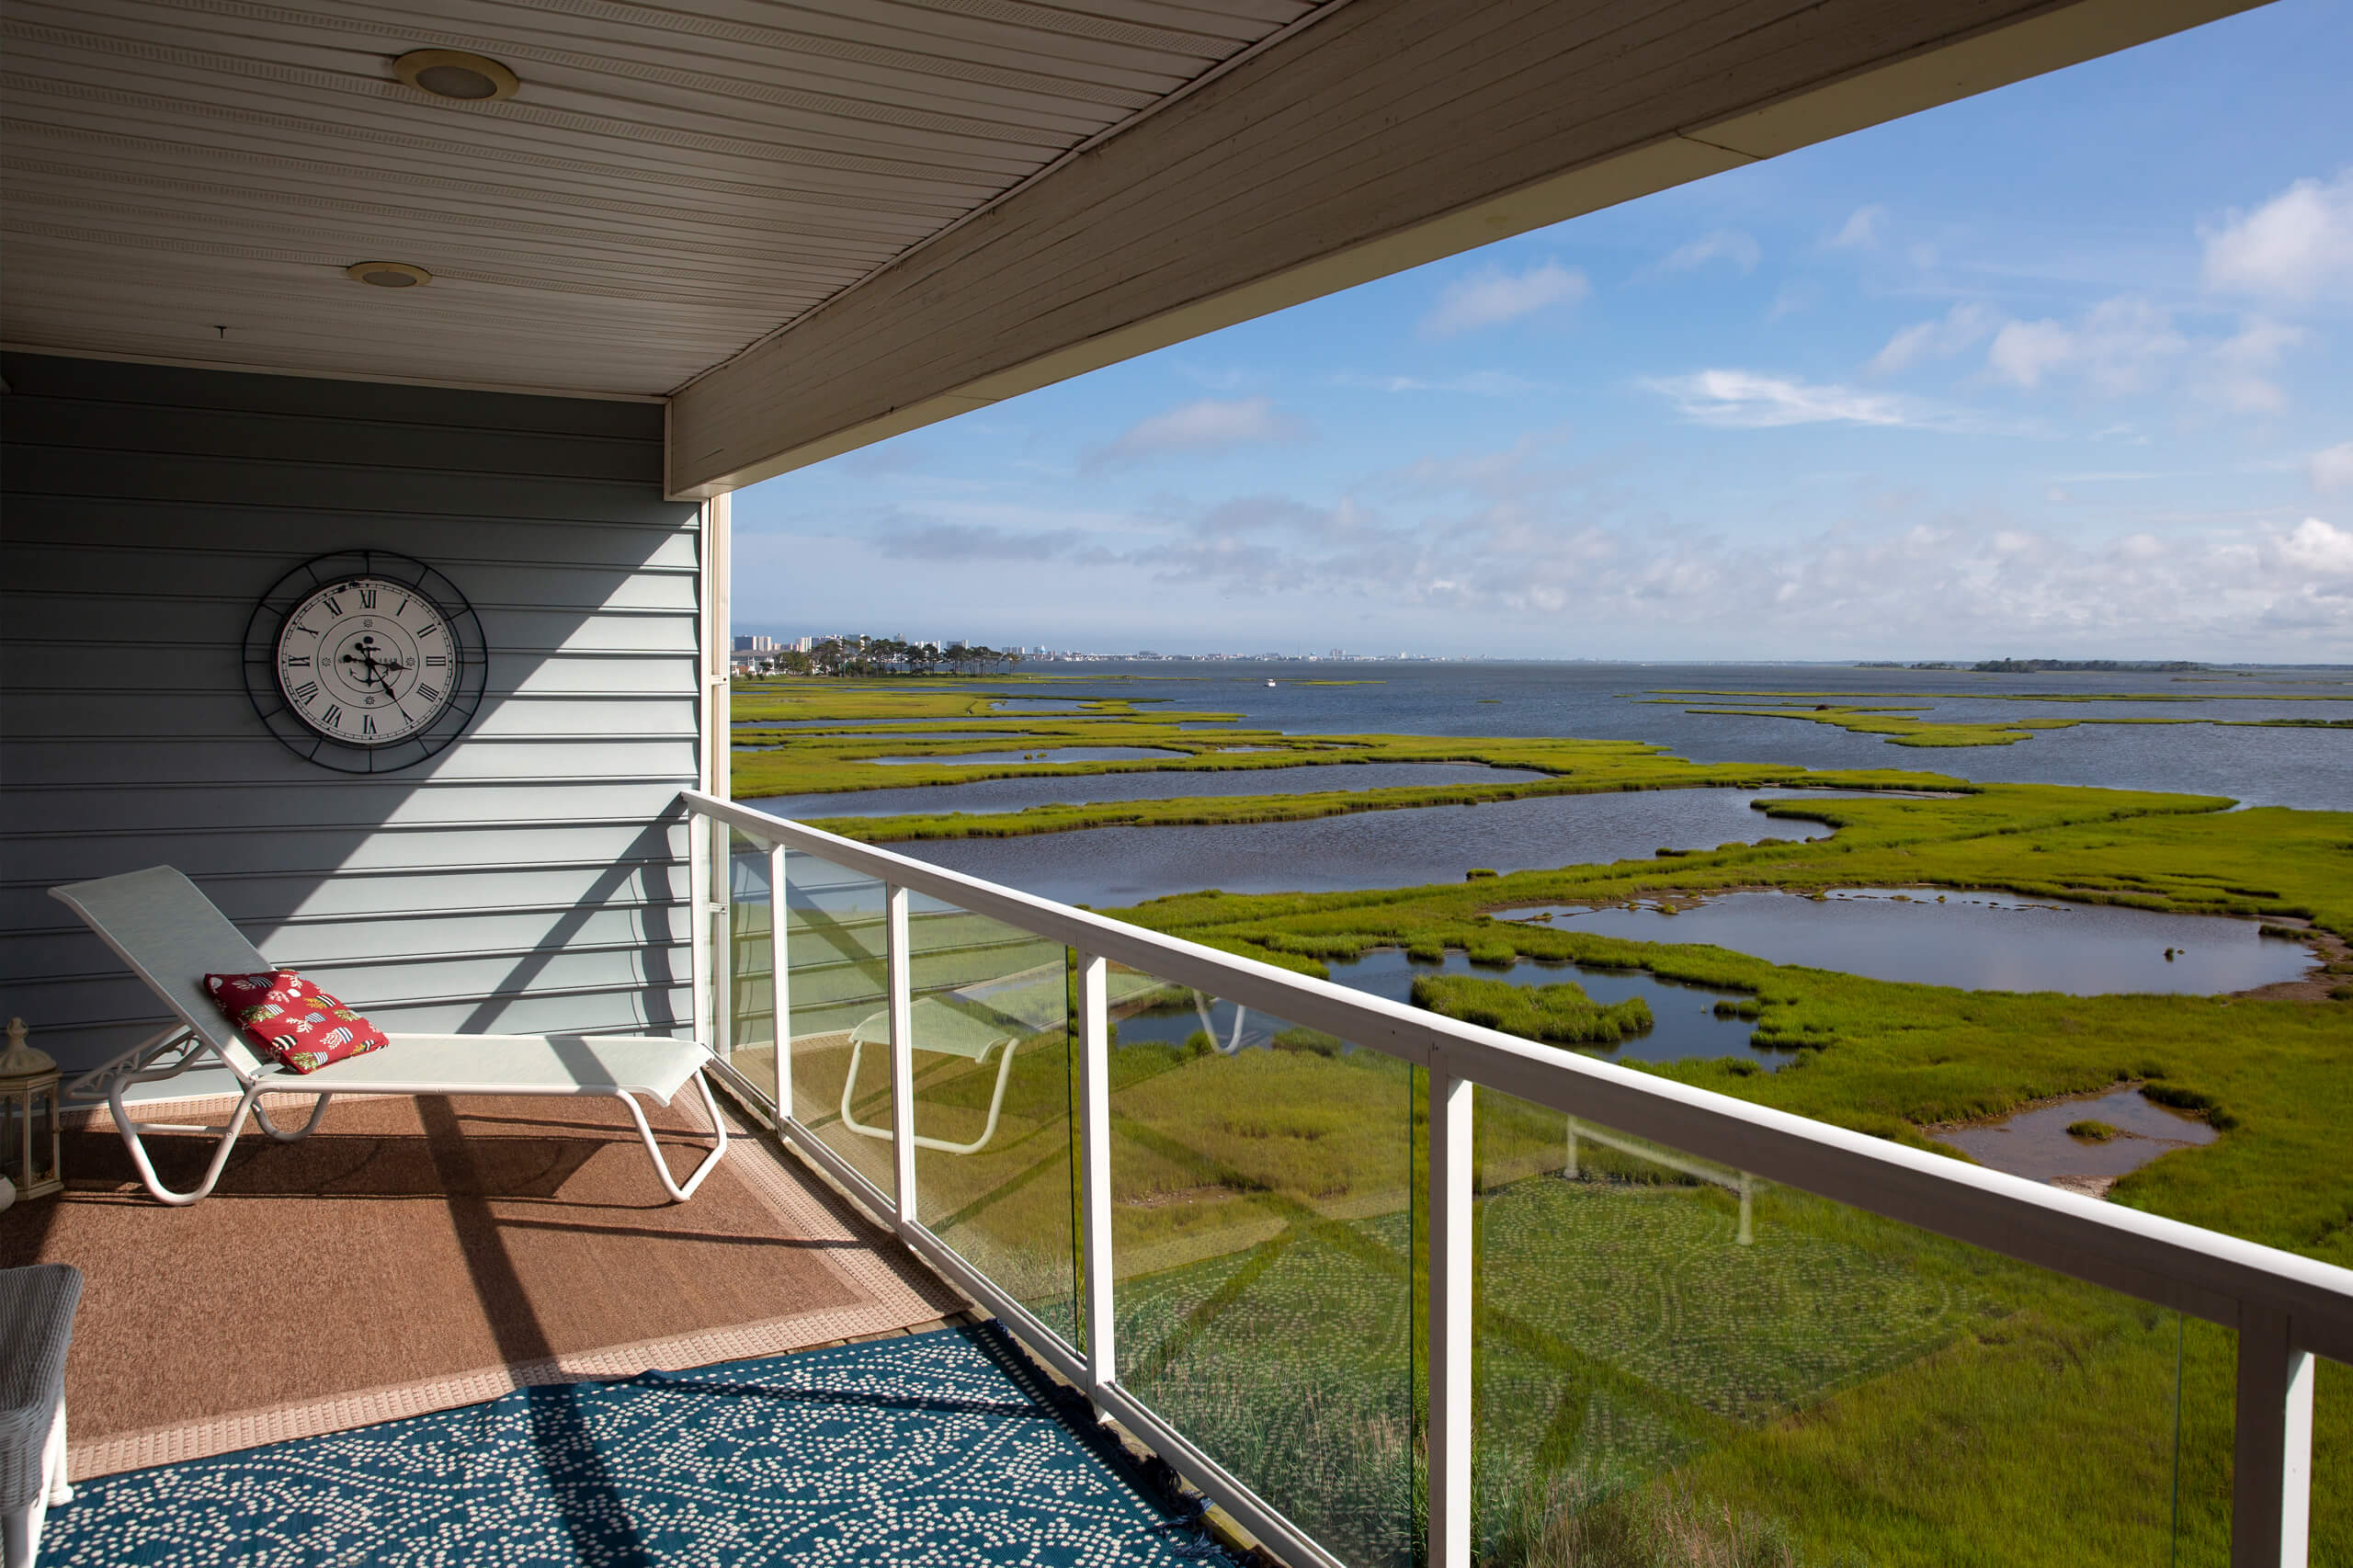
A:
[733,1,2353,662]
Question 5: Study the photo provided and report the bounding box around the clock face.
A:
[245,551,484,773]
[275,576,458,746]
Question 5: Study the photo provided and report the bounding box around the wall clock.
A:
[242,550,487,773]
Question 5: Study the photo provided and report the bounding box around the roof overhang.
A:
[0,1,2266,501]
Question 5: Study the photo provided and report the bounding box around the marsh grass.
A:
[1644,687,2353,750]
[1414,973,1655,1045]
[1486,1473,1811,1568]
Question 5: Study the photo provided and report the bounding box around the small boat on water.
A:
[1266,679,1277,687]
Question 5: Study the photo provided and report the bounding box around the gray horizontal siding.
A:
[1,861,687,937]
[0,738,695,787]
[0,549,699,613]
[4,355,668,437]
[2,501,703,568]
[0,352,704,1069]
[2,650,695,695]
[0,779,687,833]
[0,601,697,654]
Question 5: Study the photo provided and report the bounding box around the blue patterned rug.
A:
[44,1323,1241,1566]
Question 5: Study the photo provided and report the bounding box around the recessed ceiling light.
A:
[393,48,519,103]
[347,261,433,289]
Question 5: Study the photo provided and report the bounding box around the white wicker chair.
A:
[0,1263,80,1568]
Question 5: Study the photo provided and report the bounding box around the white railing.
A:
[681,789,2345,1568]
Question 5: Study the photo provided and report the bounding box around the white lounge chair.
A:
[50,866,726,1207]
[837,964,1057,1156]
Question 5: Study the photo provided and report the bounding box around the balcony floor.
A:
[4,1091,1230,1564]
[40,1322,1233,1567]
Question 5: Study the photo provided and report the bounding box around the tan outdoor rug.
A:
[0,1091,964,1478]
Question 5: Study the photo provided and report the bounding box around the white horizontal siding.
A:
[0,351,703,1069]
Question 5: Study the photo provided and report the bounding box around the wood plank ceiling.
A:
[1,0,1331,395]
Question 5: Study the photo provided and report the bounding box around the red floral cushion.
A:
[202,971,389,1074]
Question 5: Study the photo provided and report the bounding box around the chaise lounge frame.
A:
[51,866,726,1207]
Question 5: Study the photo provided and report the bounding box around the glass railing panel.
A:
[1470,1085,2211,1568]
[902,896,1081,1346]
[1105,961,1416,1567]
[723,829,777,1103]
[774,845,895,1201]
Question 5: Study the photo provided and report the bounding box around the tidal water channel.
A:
[1936,1086,2218,1184]
[1501,888,2311,995]
[890,789,1841,906]
[863,745,1186,766]
[1108,947,1771,1068]
[737,730,1021,745]
[747,761,1546,818]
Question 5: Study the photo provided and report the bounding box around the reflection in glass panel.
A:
[904,904,1080,1345]
[1471,1086,2197,1567]
[774,846,895,1200]
[1107,963,1415,1567]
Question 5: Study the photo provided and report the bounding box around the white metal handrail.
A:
[683,789,2342,1568]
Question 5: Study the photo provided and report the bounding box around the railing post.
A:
[884,882,916,1232]
[710,817,733,1064]
[1429,1069,1473,1568]
[768,842,791,1119]
[687,811,710,1049]
[1076,951,1115,1409]
[2233,1305,2313,1567]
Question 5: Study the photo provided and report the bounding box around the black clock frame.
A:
[243,550,488,774]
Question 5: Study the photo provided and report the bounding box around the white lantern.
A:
[0,1017,63,1202]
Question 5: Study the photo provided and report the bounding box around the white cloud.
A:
[1420,261,1588,338]
[1868,301,2001,376]
[1643,369,1992,432]
[1392,429,1577,496]
[878,523,1084,562]
[2279,517,2353,576]
[1086,397,1305,467]
[1083,460,2353,648]
[1984,319,2076,389]
[1825,206,1886,250]
[2202,170,2353,301]
[1333,371,1552,396]
[1984,297,2185,394]
[1658,229,1760,274]
[2310,441,2353,494]
[2207,316,2304,414]
[1108,476,2353,653]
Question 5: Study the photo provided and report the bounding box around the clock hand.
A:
[339,649,407,693]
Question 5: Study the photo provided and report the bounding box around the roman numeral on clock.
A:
[417,683,440,702]
[358,587,378,608]
[320,704,343,728]
[361,713,377,737]
[322,596,344,617]
[290,680,319,704]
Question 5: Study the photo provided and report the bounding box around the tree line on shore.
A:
[745,637,1024,677]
